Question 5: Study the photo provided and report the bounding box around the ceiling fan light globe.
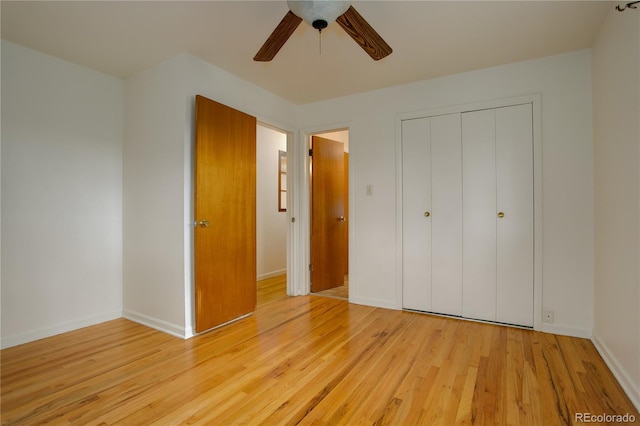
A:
[287,0,350,27]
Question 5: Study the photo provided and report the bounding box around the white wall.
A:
[592,9,640,410]
[123,55,189,337]
[123,53,297,338]
[257,125,287,280]
[297,50,595,337]
[1,41,124,348]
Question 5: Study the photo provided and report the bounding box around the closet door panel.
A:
[402,118,432,311]
[462,109,497,322]
[431,113,463,316]
[496,104,534,326]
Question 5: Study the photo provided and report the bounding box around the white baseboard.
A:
[349,296,399,310]
[257,269,286,281]
[592,332,640,412]
[122,309,187,339]
[540,323,592,339]
[0,310,122,349]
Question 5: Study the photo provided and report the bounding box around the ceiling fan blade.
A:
[336,6,392,61]
[254,11,303,61]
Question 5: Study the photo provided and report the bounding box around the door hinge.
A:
[309,264,314,272]
[309,148,313,156]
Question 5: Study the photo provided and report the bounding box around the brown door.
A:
[194,95,257,333]
[311,136,346,292]
[344,152,349,275]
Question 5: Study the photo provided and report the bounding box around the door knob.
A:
[198,220,210,228]
[424,211,431,217]
[497,212,505,218]
[338,216,346,222]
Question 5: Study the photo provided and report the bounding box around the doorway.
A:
[193,95,294,333]
[256,124,289,305]
[310,130,349,300]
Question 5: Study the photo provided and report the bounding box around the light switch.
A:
[366,185,373,196]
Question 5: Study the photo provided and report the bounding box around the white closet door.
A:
[462,109,497,322]
[431,113,463,316]
[496,104,534,326]
[402,118,432,311]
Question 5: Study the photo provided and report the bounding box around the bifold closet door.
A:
[402,113,462,314]
[430,114,462,316]
[402,117,432,311]
[495,104,534,326]
[462,104,534,327]
[462,109,498,322]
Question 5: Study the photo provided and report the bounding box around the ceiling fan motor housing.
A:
[287,0,351,27]
[312,19,328,31]
[254,0,392,62]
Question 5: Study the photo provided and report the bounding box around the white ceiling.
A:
[1,1,613,104]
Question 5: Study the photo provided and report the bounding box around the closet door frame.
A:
[395,94,542,330]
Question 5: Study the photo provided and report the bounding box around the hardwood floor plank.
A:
[314,315,419,424]
[387,318,441,424]
[454,365,479,425]
[2,275,638,425]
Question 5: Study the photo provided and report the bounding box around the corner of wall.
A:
[123,310,188,340]
[592,331,640,411]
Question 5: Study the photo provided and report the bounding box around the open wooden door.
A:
[194,95,257,333]
[311,136,345,292]
[344,152,349,275]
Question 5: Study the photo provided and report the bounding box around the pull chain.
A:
[311,20,328,56]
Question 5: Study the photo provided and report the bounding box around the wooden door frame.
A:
[291,124,351,298]
[395,94,543,331]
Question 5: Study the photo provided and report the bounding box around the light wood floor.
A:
[313,275,349,300]
[2,275,638,425]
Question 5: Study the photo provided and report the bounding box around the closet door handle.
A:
[424,211,431,218]
[497,212,505,218]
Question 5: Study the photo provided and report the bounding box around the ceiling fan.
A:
[254,0,392,62]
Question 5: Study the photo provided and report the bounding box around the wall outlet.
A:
[543,309,554,324]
